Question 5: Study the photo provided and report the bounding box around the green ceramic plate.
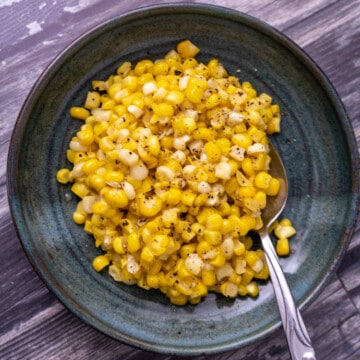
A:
[7,3,359,355]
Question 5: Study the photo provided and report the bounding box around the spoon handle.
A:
[261,232,317,360]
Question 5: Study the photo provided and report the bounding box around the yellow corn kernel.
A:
[192,127,216,141]
[56,168,71,184]
[191,280,208,298]
[241,267,255,285]
[266,177,280,196]
[146,135,161,156]
[166,90,185,106]
[146,274,160,288]
[220,282,238,298]
[87,174,105,192]
[245,250,260,268]
[254,262,270,280]
[84,91,101,109]
[149,234,169,256]
[133,59,153,76]
[248,126,266,143]
[112,236,126,254]
[177,40,200,59]
[152,102,174,117]
[104,171,124,183]
[246,281,259,297]
[254,171,272,189]
[93,254,110,272]
[99,137,115,152]
[208,58,227,79]
[181,227,196,242]
[267,115,281,134]
[73,211,86,224]
[216,137,231,155]
[233,240,246,256]
[276,234,290,256]
[103,188,129,209]
[182,57,198,69]
[71,182,89,198]
[220,219,234,234]
[274,221,297,241]
[127,232,141,253]
[196,207,219,224]
[205,93,222,109]
[181,191,196,207]
[92,80,107,91]
[205,213,223,231]
[117,61,132,77]
[179,244,196,259]
[204,141,222,163]
[70,106,90,120]
[232,133,252,148]
[92,200,116,218]
[140,245,154,263]
[165,187,182,205]
[202,269,216,287]
[185,76,208,103]
[66,149,76,163]
[138,194,163,217]
[237,186,257,199]
[152,60,169,76]
[170,294,188,306]
[241,157,255,177]
[236,216,257,236]
[175,259,193,279]
[210,251,226,267]
[204,229,222,245]
[82,158,100,175]
[253,190,267,209]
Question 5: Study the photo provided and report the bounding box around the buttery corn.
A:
[57,40,294,305]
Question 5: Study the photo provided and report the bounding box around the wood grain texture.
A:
[1,0,359,359]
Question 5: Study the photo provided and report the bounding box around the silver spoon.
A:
[258,142,317,360]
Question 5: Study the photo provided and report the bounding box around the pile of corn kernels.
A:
[57,40,296,305]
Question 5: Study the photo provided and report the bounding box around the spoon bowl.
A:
[259,142,317,360]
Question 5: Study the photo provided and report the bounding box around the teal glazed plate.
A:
[7,3,359,355]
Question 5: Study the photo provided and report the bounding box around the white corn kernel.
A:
[252,259,264,273]
[173,134,191,150]
[69,140,88,152]
[118,128,130,141]
[127,254,140,274]
[82,196,97,213]
[188,140,204,155]
[142,81,157,95]
[118,149,139,166]
[182,165,196,179]
[92,108,112,122]
[227,111,245,126]
[185,253,204,275]
[247,143,266,155]
[179,76,190,91]
[170,150,186,165]
[128,105,144,119]
[121,181,136,200]
[216,262,234,281]
[197,181,211,193]
[130,161,149,181]
[215,162,232,180]
[229,145,245,161]
[156,166,175,181]
[153,87,168,101]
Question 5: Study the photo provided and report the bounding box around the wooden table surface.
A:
[1,0,359,359]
